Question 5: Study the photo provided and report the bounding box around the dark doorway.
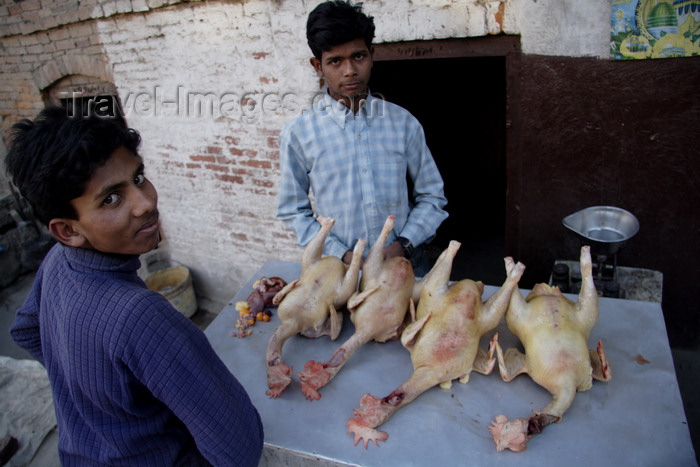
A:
[370,55,507,284]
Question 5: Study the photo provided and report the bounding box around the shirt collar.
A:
[315,91,381,129]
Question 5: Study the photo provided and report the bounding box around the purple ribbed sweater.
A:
[10,243,263,466]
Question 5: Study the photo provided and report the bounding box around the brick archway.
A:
[32,54,113,93]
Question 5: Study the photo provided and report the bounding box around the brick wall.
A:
[0,0,610,312]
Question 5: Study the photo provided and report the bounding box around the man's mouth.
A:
[137,214,160,236]
[343,82,364,92]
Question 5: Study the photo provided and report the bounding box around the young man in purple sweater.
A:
[5,107,264,466]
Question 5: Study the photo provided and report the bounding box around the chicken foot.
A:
[265,321,300,398]
[345,366,439,448]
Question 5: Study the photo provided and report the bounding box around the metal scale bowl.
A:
[563,206,640,285]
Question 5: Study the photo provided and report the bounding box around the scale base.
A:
[550,260,663,303]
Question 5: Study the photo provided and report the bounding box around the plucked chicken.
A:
[346,240,526,448]
[297,215,420,401]
[265,216,365,398]
[489,245,612,452]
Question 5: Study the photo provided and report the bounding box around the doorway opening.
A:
[371,37,515,283]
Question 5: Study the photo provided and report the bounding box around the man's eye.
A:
[135,173,145,185]
[103,194,120,206]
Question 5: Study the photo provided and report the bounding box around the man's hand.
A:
[344,241,405,264]
[384,241,405,260]
[342,250,354,265]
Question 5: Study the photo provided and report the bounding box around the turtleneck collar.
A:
[60,243,142,275]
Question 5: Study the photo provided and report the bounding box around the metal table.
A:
[204,260,697,467]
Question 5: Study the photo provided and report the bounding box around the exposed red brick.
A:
[241,159,272,169]
[253,178,274,188]
[206,146,222,154]
[240,96,255,107]
[252,52,269,60]
[215,173,244,184]
[256,127,279,137]
[495,2,505,32]
[190,154,215,163]
[205,163,229,173]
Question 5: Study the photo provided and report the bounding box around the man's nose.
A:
[132,187,156,216]
[342,59,357,76]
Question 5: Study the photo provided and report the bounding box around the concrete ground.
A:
[1,271,698,465]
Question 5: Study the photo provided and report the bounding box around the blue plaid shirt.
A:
[277,92,448,258]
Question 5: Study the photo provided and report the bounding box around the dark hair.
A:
[306,1,375,59]
[4,106,141,226]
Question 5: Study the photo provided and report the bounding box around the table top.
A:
[205,260,697,467]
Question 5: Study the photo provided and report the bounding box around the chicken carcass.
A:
[297,215,420,401]
[489,245,612,452]
[346,240,526,448]
[265,216,365,398]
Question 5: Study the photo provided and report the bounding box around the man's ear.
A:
[310,57,322,76]
[48,219,88,248]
